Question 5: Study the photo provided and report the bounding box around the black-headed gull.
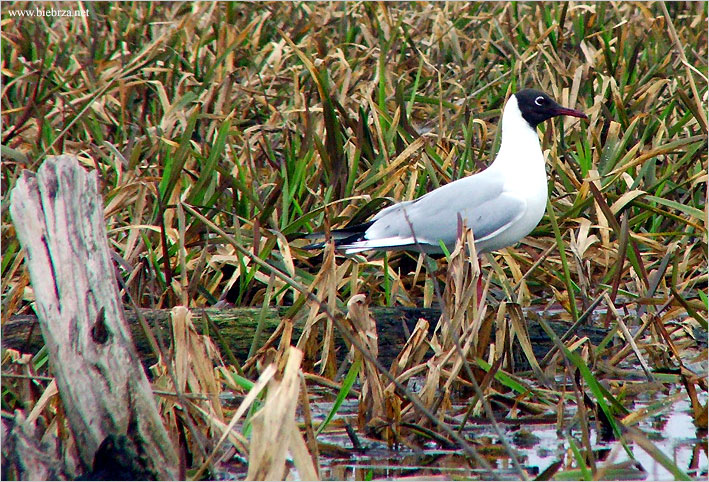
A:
[309,89,587,255]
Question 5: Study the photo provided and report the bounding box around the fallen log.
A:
[4,306,609,371]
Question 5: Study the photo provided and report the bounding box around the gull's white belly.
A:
[478,191,545,253]
[475,151,548,253]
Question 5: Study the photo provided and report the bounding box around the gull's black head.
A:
[514,89,587,128]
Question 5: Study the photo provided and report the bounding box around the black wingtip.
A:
[302,241,326,250]
[302,221,374,251]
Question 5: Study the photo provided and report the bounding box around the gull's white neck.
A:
[489,95,547,188]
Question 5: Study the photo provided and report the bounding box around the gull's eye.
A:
[534,96,546,106]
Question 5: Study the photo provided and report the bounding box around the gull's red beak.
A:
[554,106,588,120]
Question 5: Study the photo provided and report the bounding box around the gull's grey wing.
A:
[361,171,527,250]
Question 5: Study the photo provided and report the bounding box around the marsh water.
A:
[309,383,707,481]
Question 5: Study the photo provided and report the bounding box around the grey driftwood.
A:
[8,155,178,480]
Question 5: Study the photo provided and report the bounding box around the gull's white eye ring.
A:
[535,96,545,106]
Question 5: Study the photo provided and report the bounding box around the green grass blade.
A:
[315,358,361,436]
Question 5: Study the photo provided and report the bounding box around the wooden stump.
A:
[9,155,178,479]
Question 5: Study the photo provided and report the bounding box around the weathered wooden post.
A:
[9,155,178,479]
